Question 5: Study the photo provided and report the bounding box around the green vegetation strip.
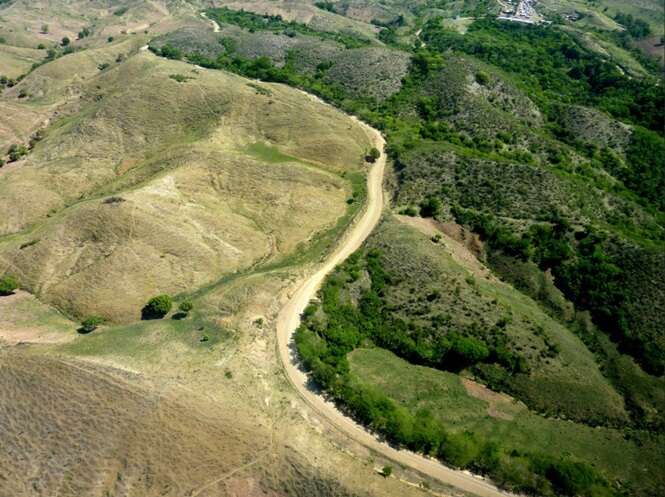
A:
[295,249,628,497]
[205,7,372,49]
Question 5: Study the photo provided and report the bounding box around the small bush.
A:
[366,147,381,163]
[8,144,28,162]
[419,196,442,218]
[103,196,125,204]
[61,37,70,47]
[0,275,18,296]
[380,465,393,477]
[475,71,490,85]
[80,316,103,333]
[77,27,91,40]
[141,294,172,320]
[178,299,193,314]
[169,73,193,83]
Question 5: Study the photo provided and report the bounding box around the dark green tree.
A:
[0,275,18,296]
[141,294,173,320]
[80,316,103,333]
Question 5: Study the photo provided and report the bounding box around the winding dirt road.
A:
[275,119,511,497]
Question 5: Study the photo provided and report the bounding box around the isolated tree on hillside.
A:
[172,299,193,319]
[178,299,193,315]
[79,316,103,333]
[141,294,172,320]
[8,144,28,162]
[366,147,381,163]
[0,275,19,296]
[61,37,70,47]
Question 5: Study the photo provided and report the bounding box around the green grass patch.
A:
[349,347,665,497]
[244,142,298,164]
[61,316,227,362]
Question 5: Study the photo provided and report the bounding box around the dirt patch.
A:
[395,215,493,280]
[461,377,522,420]
[116,157,139,175]
[0,291,74,345]
[225,477,279,497]
[636,36,664,64]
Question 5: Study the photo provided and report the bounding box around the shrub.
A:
[80,316,103,333]
[61,37,70,47]
[178,299,193,314]
[366,147,381,163]
[475,71,490,85]
[169,73,193,83]
[157,44,182,60]
[0,275,18,296]
[419,196,442,218]
[380,465,393,477]
[8,144,28,162]
[141,294,172,320]
[545,459,598,496]
[439,431,482,468]
[77,27,91,40]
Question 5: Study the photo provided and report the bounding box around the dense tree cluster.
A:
[422,19,664,132]
[296,251,613,496]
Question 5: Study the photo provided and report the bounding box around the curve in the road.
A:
[275,115,512,497]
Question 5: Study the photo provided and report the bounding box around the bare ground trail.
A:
[201,11,221,33]
[275,116,512,497]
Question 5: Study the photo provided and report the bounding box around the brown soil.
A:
[461,378,523,421]
[395,215,493,280]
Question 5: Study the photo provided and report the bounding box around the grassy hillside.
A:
[0,50,371,322]
[0,349,377,497]
[349,347,664,497]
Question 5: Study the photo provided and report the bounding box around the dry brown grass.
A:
[0,51,370,322]
[0,350,267,497]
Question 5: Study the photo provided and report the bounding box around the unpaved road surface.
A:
[275,116,511,497]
